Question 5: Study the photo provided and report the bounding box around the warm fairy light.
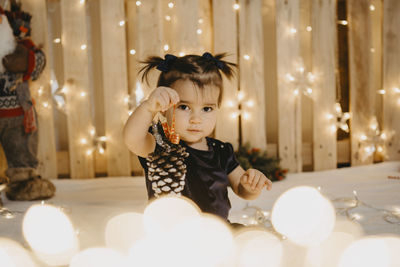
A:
[163,44,169,51]
[243,112,251,120]
[377,89,386,94]
[330,125,337,134]
[306,88,313,95]
[243,54,250,60]
[97,136,107,142]
[360,134,368,141]
[179,52,185,56]
[80,44,87,50]
[226,100,235,107]
[53,38,61,44]
[230,112,239,119]
[289,28,297,34]
[306,26,312,32]
[23,204,79,266]
[370,4,375,11]
[377,146,384,153]
[135,82,145,105]
[79,0,85,4]
[298,66,305,73]
[168,2,174,8]
[364,146,375,154]
[80,138,87,145]
[86,149,93,156]
[123,95,130,104]
[380,133,387,140]
[338,20,348,25]
[98,146,105,154]
[80,91,86,97]
[233,3,240,10]
[393,87,400,93]
[38,87,44,96]
[42,102,49,108]
[136,1,141,6]
[285,73,295,82]
[246,100,254,107]
[119,20,125,27]
[326,113,334,120]
[130,49,136,55]
[196,29,202,35]
[370,48,375,53]
[165,15,171,21]
[335,102,342,114]
[237,91,245,101]
[89,127,96,137]
[198,18,203,24]
[293,89,299,96]
[271,186,335,246]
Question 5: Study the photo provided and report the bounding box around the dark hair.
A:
[139,53,236,105]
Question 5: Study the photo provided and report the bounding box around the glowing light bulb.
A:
[226,100,235,107]
[370,48,375,53]
[289,28,297,34]
[38,87,44,96]
[136,1,141,6]
[394,87,400,93]
[86,149,93,156]
[163,44,169,51]
[80,91,86,97]
[243,54,250,60]
[286,73,295,82]
[370,4,375,11]
[42,102,49,108]
[129,49,136,55]
[237,91,245,101]
[198,18,203,24]
[380,133,387,140]
[243,112,251,120]
[330,125,337,134]
[306,26,312,32]
[196,29,202,35]
[98,146,105,154]
[233,3,240,10]
[246,100,254,107]
[338,20,348,25]
[80,0,85,4]
[89,127,96,137]
[123,95,130,104]
[335,102,342,114]
[119,20,125,27]
[326,113,334,120]
[360,135,368,141]
[342,112,350,120]
[293,89,299,96]
[377,89,386,94]
[53,38,61,44]
[168,2,174,8]
[80,138,87,145]
[165,15,171,21]
[179,52,185,56]
[80,44,87,50]
[306,88,313,95]
[98,136,107,142]
[377,146,383,153]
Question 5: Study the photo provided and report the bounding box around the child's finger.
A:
[246,170,255,185]
[265,179,272,191]
[159,91,171,110]
[251,173,261,190]
[255,178,265,191]
[240,173,249,184]
[167,88,180,104]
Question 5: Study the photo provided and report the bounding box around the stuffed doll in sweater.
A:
[0,1,55,201]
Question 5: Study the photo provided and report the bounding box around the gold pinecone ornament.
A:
[146,121,189,197]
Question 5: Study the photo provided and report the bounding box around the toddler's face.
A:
[165,79,219,146]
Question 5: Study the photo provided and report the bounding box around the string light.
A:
[165,15,171,21]
[179,52,185,56]
[369,4,375,11]
[119,20,125,27]
[80,138,88,145]
[38,87,44,96]
[79,0,85,4]
[42,102,50,108]
[168,2,174,8]
[136,1,141,6]
[80,91,86,97]
[80,44,87,50]
[196,29,202,35]
[377,89,386,94]
[393,87,400,93]
[130,49,136,55]
[306,26,312,32]
[334,102,350,133]
[163,44,169,51]
[198,18,203,24]
[338,20,348,25]
[233,3,240,10]
[53,38,61,44]
[370,48,375,53]
[243,54,250,60]
[289,28,297,34]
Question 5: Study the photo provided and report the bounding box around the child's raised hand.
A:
[143,86,180,113]
[240,169,272,193]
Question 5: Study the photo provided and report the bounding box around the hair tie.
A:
[157,54,177,72]
[202,52,224,69]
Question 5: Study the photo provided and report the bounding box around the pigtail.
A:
[139,56,165,85]
[213,53,237,79]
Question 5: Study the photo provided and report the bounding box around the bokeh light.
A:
[0,238,36,267]
[23,204,79,266]
[69,247,127,267]
[143,196,200,235]
[105,212,145,254]
[271,186,336,246]
[234,229,282,267]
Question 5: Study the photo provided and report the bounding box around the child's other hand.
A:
[240,169,272,193]
[143,86,180,113]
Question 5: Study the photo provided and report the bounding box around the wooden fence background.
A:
[0,0,399,179]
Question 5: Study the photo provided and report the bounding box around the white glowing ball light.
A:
[271,186,336,246]
[234,230,282,267]
[70,247,127,267]
[338,236,400,267]
[143,196,201,235]
[23,204,79,266]
[0,238,36,267]
[105,212,146,254]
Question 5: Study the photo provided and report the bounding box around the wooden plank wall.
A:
[383,0,400,160]
[312,0,337,170]
[60,0,94,178]
[347,0,374,165]
[213,0,239,149]
[239,0,267,150]
[276,0,302,172]
[99,0,131,176]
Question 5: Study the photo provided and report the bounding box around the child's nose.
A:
[189,112,202,124]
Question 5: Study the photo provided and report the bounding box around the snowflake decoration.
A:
[285,63,315,98]
[334,102,350,132]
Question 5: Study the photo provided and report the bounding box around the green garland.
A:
[235,143,287,182]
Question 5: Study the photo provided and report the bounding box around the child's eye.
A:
[178,104,190,111]
[203,107,214,112]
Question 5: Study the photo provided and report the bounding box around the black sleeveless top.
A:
[138,137,240,220]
